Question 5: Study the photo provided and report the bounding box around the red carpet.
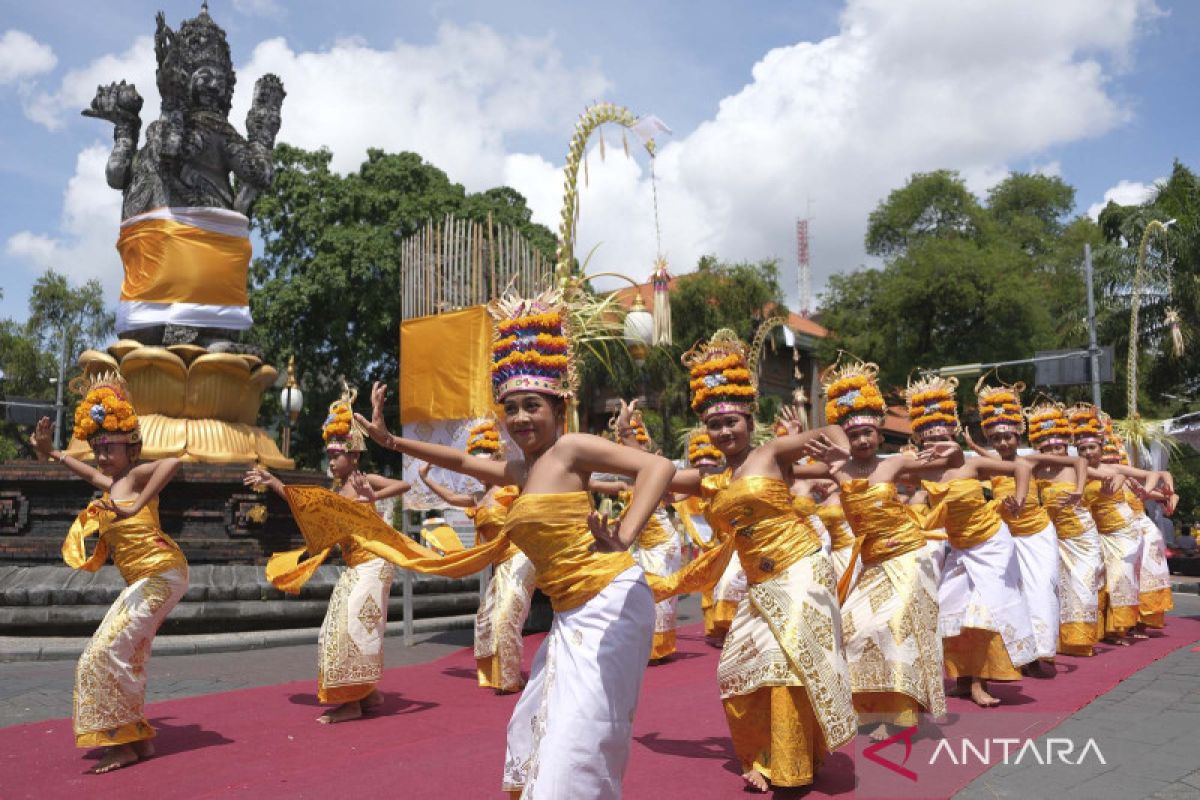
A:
[4,616,1199,800]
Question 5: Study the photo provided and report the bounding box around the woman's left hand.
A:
[96,496,139,519]
[587,511,625,552]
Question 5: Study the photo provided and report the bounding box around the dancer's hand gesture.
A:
[95,496,139,519]
[1051,490,1082,508]
[1000,495,1021,516]
[776,404,804,436]
[587,510,624,552]
[803,434,850,472]
[349,472,377,503]
[29,417,53,460]
[354,381,393,447]
[243,467,281,493]
[418,462,431,480]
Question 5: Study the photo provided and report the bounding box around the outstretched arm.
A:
[366,474,411,501]
[418,463,477,508]
[589,478,631,496]
[29,417,113,492]
[962,428,993,458]
[969,457,1032,510]
[1021,453,1089,495]
[244,467,287,500]
[355,383,513,486]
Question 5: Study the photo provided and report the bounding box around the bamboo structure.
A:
[399,214,551,319]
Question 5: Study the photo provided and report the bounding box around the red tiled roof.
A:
[607,280,828,338]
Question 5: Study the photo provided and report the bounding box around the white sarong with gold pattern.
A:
[632,507,682,660]
[63,498,189,748]
[475,551,537,691]
[318,547,395,704]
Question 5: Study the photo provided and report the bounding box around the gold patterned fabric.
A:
[1052,496,1102,657]
[991,475,1052,536]
[318,558,394,704]
[73,568,188,747]
[633,508,682,660]
[1083,481,1140,635]
[724,686,825,787]
[1131,513,1173,626]
[697,473,856,774]
[921,478,1002,549]
[62,497,187,584]
[469,494,537,692]
[837,480,946,722]
[1040,481,1093,539]
[817,504,858,551]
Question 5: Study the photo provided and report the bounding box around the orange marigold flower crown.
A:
[682,329,757,419]
[820,356,885,429]
[975,377,1026,435]
[1066,403,1104,443]
[488,289,577,401]
[685,429,723,466]
[1025,399,1071,448]
[323,382,367,452]
[70,371,140,445]
[1100,414,1124,462]
[904,374,960,438]
[465,418,503,456]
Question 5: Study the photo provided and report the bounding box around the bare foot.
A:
[91,744,139,774]
[947,678,972,698]
[360,689,384,710]
[131,740,154,760]
[868,723,891,742]
[742,769,769,792]
[1103,636,1131,647]
[1129,630,1150,640]
[970,679,1001,708]
[317,701,363,724]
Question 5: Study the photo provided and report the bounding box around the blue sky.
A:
[1,0,1197,326]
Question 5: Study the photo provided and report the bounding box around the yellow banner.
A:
[117,218,251,306]
[400,305,494,424]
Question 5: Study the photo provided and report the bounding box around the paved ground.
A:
[2,592,1196,799]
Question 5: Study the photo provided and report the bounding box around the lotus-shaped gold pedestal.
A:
[64,340,293,468]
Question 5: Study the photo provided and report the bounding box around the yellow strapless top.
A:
[1037,480,1097,539]
[504,492,635,612]
[921,478,1002,549]
[618,491,672,549]
[465,492,523,563]
[792,495,818,517]
[62,497,187,584]
[839,479,927,563]
[1084,479,1131,534]
[1124,487,1146,515]
[702,472,822,584]
[816,503,858,550]
[906,501,948,540]
[990,475,1050,536]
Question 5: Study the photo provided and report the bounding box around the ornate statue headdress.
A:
[488,288,576,401]
[465,418,503,457]
[155,4,236,114]
[1024,398,1071,450]
[322,381,366,453]
[683,329,757,420]
[903,374,960,440]
[821,355,886,430]
[974,376,1026,436]
[70,371,140,445]
[1066,403,1105,445]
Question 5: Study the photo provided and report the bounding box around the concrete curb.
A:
[0,614,477,663]
[1171,580,1200,595]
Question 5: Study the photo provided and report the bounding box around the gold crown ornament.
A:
[683,329,757,420]
[1024,399,1071,450]
[821,356,886,430]
[1066,403,1105,445]
[465,418,503,457]
[488,289,577,402]
[70,371,141,445]
[684,428,723,467]
[904,374,960,439]
[975,377,1026,436]
[322,382,367,453]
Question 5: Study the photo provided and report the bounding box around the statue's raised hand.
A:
[82,81,143,125]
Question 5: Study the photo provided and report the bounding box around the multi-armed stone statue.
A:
[70,4,292,467]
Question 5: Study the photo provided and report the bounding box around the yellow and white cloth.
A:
[116,207,252,331]
[1126,493,1173,628]
[1040,480,1103,656]
[993,476,1060,660]
[63,498,189,748]
[1084,480,1141,637]
[318,542,394,704]
[629,502,682,660]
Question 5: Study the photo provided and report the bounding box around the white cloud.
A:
[0,29,56,84]
[9,1,1157,313]
[22,35,158,131]
[6,144,124,294]
[1086,178,1162,220]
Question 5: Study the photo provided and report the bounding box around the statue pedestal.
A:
[68,339,292,468]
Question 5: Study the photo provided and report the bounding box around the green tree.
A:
[822,170,1094,404]
[248,145,557,469]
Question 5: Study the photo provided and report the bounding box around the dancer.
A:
[417,418,536,694]
[671,428,725,640]
[613,399,683,661]
[352,288,674,799]
[904,375,1038,707]
[250,384,411,723]
[967,380,1088,674]
[805,357,951,740]
[656,329,858,793]
[1024,400,1105,657]
[30,373,188,774]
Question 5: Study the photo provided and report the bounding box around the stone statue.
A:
[82,3,284,348]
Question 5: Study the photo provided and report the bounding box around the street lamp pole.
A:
[52,329,68,450]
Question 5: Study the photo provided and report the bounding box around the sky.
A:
[1,0,1198,327]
